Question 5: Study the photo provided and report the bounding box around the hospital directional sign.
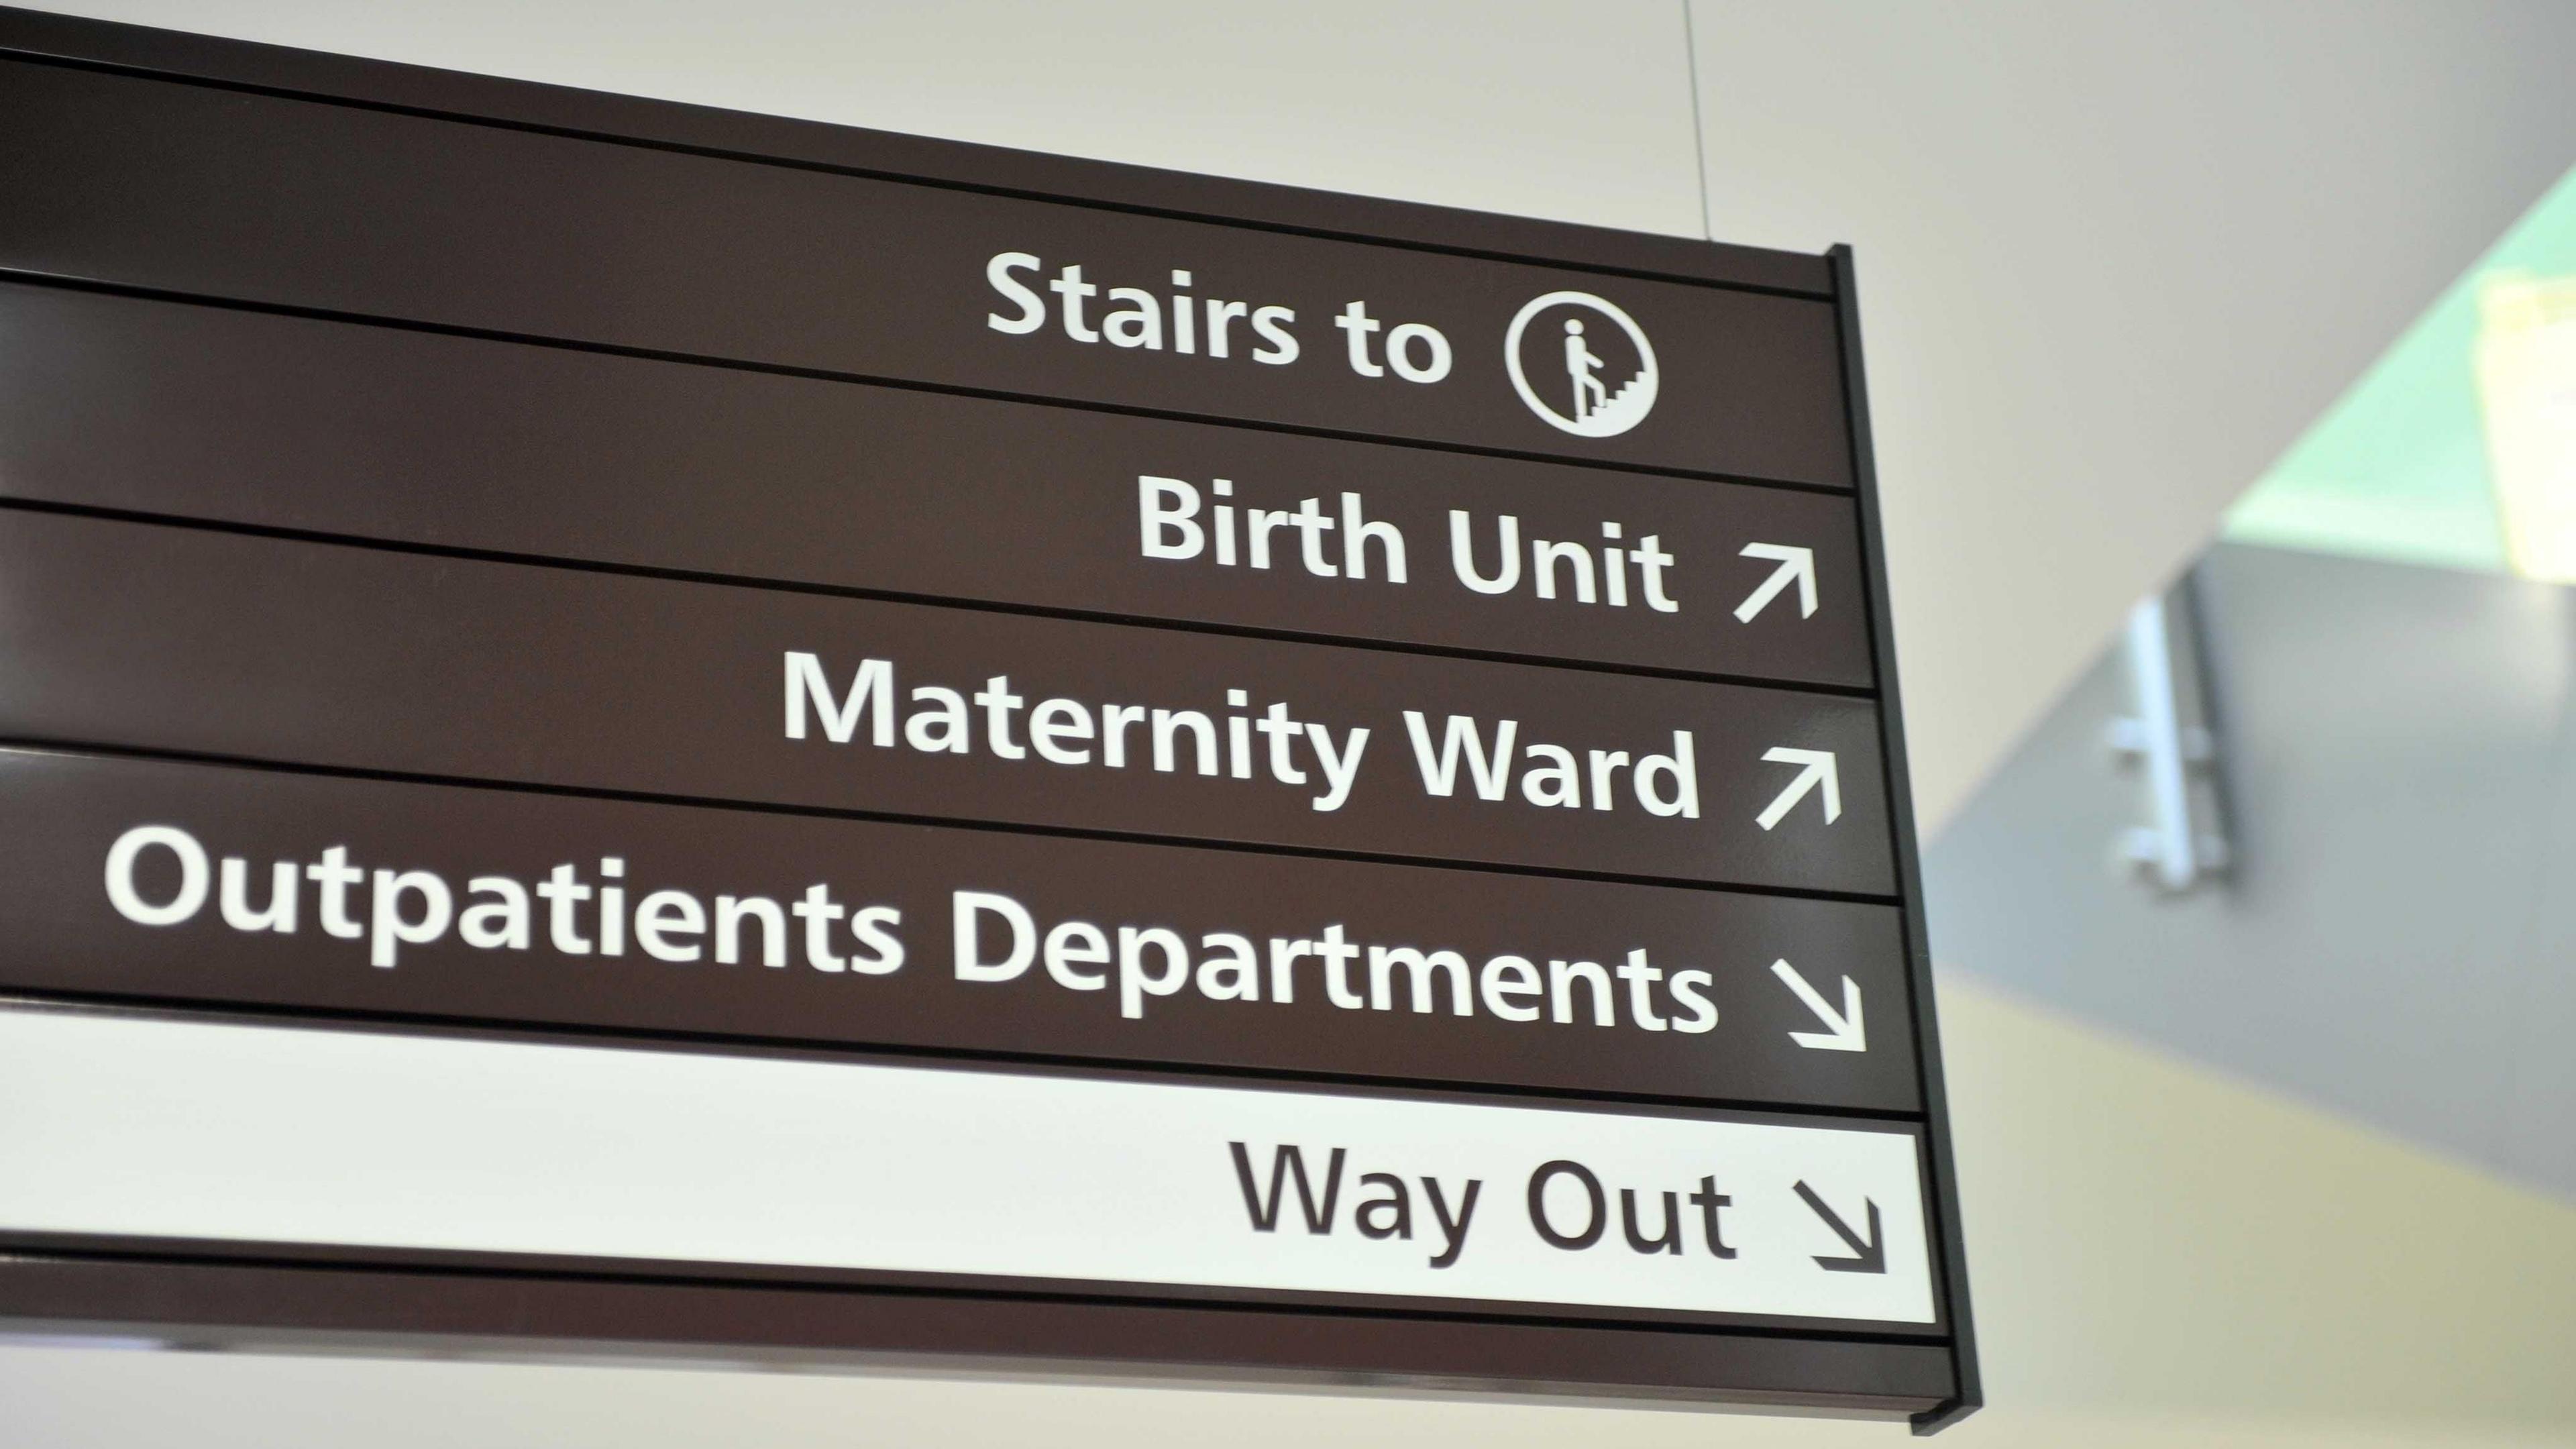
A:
[0,6,1975,1433]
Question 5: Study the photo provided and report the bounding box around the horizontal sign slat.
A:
[0,746,1919,1111]
[0,283,1872,686]
[0,62,1849,484]
[0,1249,1955,1413]
[0,511,1897,894]
[0,1008,1941,1328]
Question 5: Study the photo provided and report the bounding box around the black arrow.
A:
[1792,1180,1886,1275]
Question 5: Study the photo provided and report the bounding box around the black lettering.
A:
[1354,1171,1412,1240]
[1527,1159,1605,1250]
[1228,1142,1347,1233]
[1620,1187,1683,1255]
[1690,1175,1737,1259]
[1424,1175,1481,1269]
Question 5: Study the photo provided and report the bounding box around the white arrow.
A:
[1755,747,1841,830]
[1733,543,1817,623]
[1770,959,1866,1051]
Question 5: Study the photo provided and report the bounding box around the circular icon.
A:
[1504,290,1658,437]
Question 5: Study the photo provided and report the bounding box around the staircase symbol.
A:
[1580,365,1655,436]
[1504,290,1660,439]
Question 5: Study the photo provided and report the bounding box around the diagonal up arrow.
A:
[1755,747,1840,830]
[1768,959,1866,1051]
[1792,1180,1886,1275]
[1733,543,1817,622]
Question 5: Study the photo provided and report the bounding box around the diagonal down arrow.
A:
[1734,543,1817,622]
[1792,1180,1886,1275]
[1756,747,1841,830]
[1768,959,1866,1051]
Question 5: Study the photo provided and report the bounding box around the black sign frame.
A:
[0,5,1978,1432]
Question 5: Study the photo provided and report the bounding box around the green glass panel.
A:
[2222,164,2576,573]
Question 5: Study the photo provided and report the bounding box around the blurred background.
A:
[5,2,2571,1444]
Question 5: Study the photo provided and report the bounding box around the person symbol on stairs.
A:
[1564,317,1609,425]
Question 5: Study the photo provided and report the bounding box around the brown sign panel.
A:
[0,59,1849,485]
[0,283,1872,688]
[0,510,1895,895]
[0,1248,1960,1416]
[0,7,1974,1430]
[0,746,1919,1112]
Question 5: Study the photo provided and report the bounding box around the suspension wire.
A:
[1681,0,1715,239]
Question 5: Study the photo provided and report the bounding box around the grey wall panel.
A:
[2502,689,2576,1193]
[1925,543,2576,1197]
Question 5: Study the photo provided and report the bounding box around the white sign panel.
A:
[0,1008,1936,1325]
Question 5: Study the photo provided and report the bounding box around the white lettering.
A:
[368,868,452,968]
[105,824,208,927]
[955,890,1035,982]
[786,652,894,745]
[1403,712,1517,800]
[1138,476,1204,560]
[983,251,1045,334]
